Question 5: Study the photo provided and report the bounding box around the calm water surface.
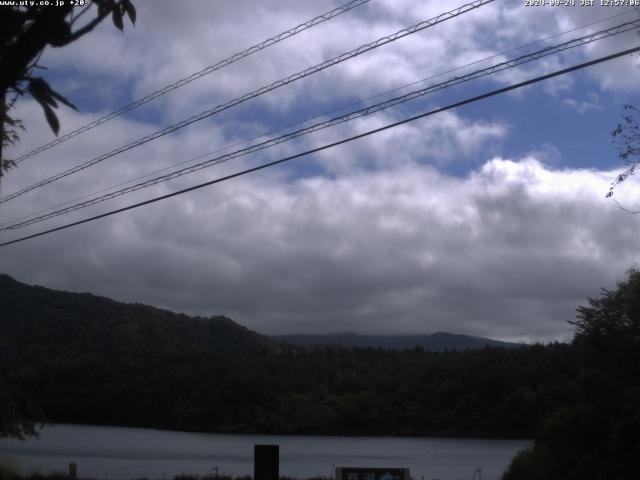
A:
[0,424,530,480]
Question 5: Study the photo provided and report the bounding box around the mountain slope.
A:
[0,274,288,363]
[275,331,520,351]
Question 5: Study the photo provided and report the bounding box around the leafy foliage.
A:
[26,78,78,135]
[0,458,21,480]
[0,275,578,439]
[0,107,23,176]
[2,344,573,439]
[608,105,640,200]
[0,272,284,442]
[0,382,43,439]
[0,0,136,173]
[502,269,640,480]
[0,274,288,362]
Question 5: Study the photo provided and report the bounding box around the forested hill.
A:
[276,332,520,351]
[0,274,289,362]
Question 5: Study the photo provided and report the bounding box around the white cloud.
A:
[33,0,566,121]
[32,0,640,126]
[3,0,640,345]
[562,92,603,114]
[3,154,639,342]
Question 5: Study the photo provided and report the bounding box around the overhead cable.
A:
[3,19,638,232]
[2,45,638,248]
[0,0,494,206]
[12,0,372,164]
[6,8,636,230]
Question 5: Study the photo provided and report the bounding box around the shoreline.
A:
[29,422,533,443]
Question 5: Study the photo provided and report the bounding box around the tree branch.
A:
[67,8,111,42]
[70,3,93,26]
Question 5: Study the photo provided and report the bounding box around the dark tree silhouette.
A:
[0,382,43,439]
[0,0,136,176]
[0,0,136,440]
[503,269,640,480]
[608,105,640,210]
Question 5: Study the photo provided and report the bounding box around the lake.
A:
[0,424,530,480]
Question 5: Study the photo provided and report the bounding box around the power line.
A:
[4,5,633,229]
[24,5,636,226]
[0,0,494,206]
[12,0,372,164]
[7,9,633,231]
[2,45,638,248]
[3,18,637,232]
[7,6,631,230]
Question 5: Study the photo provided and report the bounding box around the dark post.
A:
[68,463,77,480]
[254,444,279,480]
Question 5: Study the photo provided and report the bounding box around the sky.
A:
[2,0,640,342]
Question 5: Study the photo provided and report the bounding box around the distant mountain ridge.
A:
[0,274,288,363]
[275,331,521,351]
[1,274,519,365]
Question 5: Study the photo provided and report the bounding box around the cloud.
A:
[3,0,640,346]
[562,92,603,114]
[34,0,640,126]
[35,0,580,122]
[3,154,639,343]
[307,109,508,175]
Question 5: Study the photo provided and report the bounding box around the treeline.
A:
[2,343,573,439]
[0,274,289,364]
[4,271,639,479]
[502,269,640,480]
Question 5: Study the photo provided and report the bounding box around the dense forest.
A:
[2,344,573,438]
[502,269,640,480]
[0,274,289,362]
[0,274,514,362]
[0,273,571,439]
[2,270,639,480]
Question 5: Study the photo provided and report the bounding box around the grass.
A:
[0,458,21,480]
[15,473,330,480]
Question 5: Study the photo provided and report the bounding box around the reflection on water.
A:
[0,424,530,480]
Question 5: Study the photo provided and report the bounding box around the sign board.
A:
[336,467,410,480]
